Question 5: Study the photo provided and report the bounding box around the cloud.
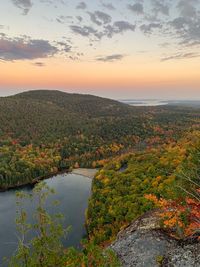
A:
[151,0,169,16]
[70,25,100,38]
[32,62,46,67]
[76,1,87,10]
[105,21,136,37]
[40,0,66,7]
[96,54,125,62]
[113,21,136,33]
[70,19,136,41]
[159,42,170,48]
[11,0,33,15]
[140,23,162,34]
[177,0,198,17]
[76,16,83,22]
[57,41,72,52]
[128,3,144,14]
[170,17,188,30]
[161,52,200,61]
[169,2,200,46]
[102,21,136,39]
[102,3,115,10]
[88,11,112,26]
[0,36,58,61]
[66,0,195,54]
[40,0,53,4]
[174,1,200,46]
[56,15,73,24]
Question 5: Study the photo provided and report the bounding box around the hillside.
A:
[1,91,199,266]
[0,90,200,189]
[0,90,132,143]
[87,131,200,245]
[0,90,199,143]
[15,90,132,116]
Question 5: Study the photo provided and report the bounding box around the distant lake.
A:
[121,100,169,107]
[0,172,93,266]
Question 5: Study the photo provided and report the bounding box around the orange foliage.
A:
[145,191,200,239]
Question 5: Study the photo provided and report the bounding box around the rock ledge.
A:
[110,211,200,267]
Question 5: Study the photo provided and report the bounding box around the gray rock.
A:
[163,243,200,267]
[110,211,200,267]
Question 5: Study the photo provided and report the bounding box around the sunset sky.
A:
[0,0,200,99]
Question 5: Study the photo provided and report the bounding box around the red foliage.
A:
[145,191,200,239]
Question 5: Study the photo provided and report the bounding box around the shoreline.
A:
[0,168,97,193]
[0,168,69,192]
[71,168,98,179]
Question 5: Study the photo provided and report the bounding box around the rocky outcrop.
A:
[110,211,200,267]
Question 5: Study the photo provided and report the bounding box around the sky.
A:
[0,0,200,99]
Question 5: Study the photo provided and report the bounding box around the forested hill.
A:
[0,90,199,144]
[0,90,134,143]
[0,90,200,189]
[15,90,131,115]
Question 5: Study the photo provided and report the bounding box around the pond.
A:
[0,171,94,265]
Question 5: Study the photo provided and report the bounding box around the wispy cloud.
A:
[161,52,200,61]
[70,20,136,41]
[168,1,200,46]
[87,11,112,26]
[76,1,87,10]
[70,25,100,38]
[96,54,125,62]
[151,0,169,16]
[6,0,200,64]
[177,0,198,17]
[57,41,72,53]
[11,0,33,15]
[56,15,73,24]
[32,62,46,67]
[101,2,115,10]
[128,3,144,14]
[105,21,136,38]
[140,23,162,34]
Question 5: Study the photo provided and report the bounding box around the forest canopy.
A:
[0,90,200,189]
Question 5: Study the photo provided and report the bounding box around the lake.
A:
[120,100,169,106]
[0,171,94,265]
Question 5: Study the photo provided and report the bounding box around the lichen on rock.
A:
[110,211,200,267]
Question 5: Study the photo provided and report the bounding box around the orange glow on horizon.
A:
[0,57,200,93]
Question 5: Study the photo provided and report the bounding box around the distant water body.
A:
[121,100,169,107]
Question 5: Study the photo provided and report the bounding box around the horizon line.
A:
[0,89,200,101]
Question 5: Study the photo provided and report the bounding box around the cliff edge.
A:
[110,211,200,267]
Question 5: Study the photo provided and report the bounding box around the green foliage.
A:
[1,90,200,189]
[87,131,200,244]
[8,182,68,267]
[8,182,120,267]
[64,241,120,267]
[1,91,200,265]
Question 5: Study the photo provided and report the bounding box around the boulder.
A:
[110,211,200,267]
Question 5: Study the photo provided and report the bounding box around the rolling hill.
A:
[0,90,200,189]
[0,90,138,143]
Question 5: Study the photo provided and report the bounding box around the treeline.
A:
[0,90,200,188]
[86,131,200,244]
[8,131,200,266]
